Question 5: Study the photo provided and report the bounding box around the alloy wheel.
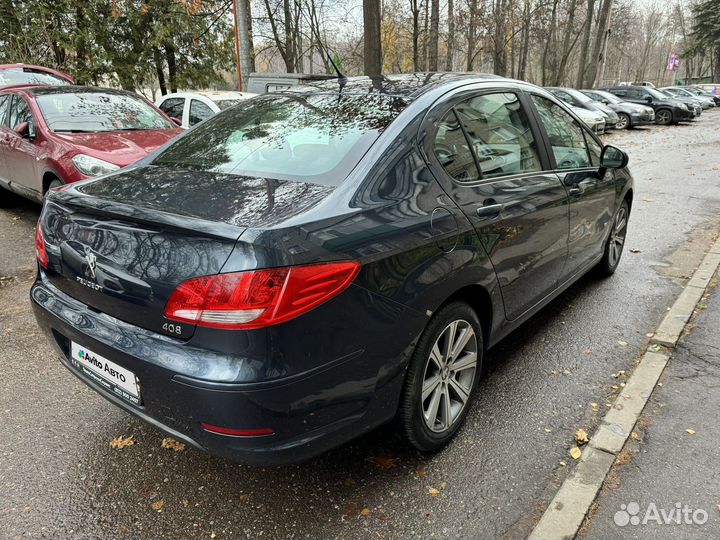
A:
[421,320,478,433]
[608,205,628,268]
[656,110,672,125]
[615,114,629,130]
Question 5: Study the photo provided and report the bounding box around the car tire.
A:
[616,113,630,130]
[655,109,673,125]
[596,200,629,277]
[398,301,483,452]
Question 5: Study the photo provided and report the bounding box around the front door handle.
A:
[568,186,584,196]
[476,203,504,219]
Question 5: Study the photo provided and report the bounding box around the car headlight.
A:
[71,154,121,177]
[680,103,689,111]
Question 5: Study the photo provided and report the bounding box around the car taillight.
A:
[35,224,48,268]
[164,261,360,330]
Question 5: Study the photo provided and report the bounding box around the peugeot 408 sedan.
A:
[31,74,634,464]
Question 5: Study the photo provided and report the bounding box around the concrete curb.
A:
[527,238,720,540]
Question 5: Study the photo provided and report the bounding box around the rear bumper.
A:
[30,276,410,465]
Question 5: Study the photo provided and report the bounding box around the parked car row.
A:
[546,83,717,131]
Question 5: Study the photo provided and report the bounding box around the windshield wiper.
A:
[53,129,97,133]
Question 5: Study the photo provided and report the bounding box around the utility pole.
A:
[593,0,613,87]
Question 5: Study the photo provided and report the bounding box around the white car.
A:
[570,105,607,134]
[156,91,256,128]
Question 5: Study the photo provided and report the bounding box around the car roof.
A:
[21,85,139,97]
[280,72,509,100]
[0,63,74,83]
[161,91,256,101]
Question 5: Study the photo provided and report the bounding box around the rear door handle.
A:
[476,203,504,219]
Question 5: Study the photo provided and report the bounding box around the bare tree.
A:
[363,0,382,75]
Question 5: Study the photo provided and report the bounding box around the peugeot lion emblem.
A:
[84,250,97,279]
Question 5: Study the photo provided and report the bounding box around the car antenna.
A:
[325,49,347,93]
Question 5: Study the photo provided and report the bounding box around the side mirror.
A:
[645,95,653,103]
[600,145,628,169]
[170,117,182,126]
[601,99,609,105]
[14,122,29,136]
[14,121,37,139]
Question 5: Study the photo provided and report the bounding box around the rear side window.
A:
[455,92,542,179]
[531,95,592,170]
[189,99,214,126]
[153,93,408,186]
[159,97,185,120]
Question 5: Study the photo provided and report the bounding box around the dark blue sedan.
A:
[31,73,633,464]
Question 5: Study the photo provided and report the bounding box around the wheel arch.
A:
[438,284,494,350]
[42,168,64,194]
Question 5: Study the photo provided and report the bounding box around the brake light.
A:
[35,224,48,268]
[164,261,360,330]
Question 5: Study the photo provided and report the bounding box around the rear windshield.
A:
[0,68,70,88]
[216,99,244,110]
[152,93,408,186]
[36,91,174,132]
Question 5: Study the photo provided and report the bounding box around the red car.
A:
[0,85,183,202]
[0,64,74,89]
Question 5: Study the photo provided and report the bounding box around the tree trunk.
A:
[165,43,177,92]
[587,0,612,87]
[445,0,454,70]
[555,0,578,85]
[466,0,477,70]
[518,0,531,80]
[428,0,439,71]
[492,0,508,76]
[363,0,382,76]
[575,0,595,88]
[154,48,167,95]
[592,0,613,86]
[420,0,429,70]
[235,0,254,89]
[75,1,88,84]
[411,0,420,71]
[541,0,558,85]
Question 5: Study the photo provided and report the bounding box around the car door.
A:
[423,89,569,321]
[4,94,42,197]
[528,93,616,278]
[0,94,11,183]
[158,97,185,126]
[188,98,215,127]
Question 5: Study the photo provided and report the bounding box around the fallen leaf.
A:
[151,500,164,511]
[238,494,249,503]
[646,333,654,338]
[416,467,427,479]
[360,508,371,516]
[562,369,572,376]
[161,437,186,452]
[110,435,135,449]
[559,460,567,467]
[575,429,589,445]
[343,478,356,486]
[629,248,641,253]
[630,432,639,440]
[428,487,440,497]
[583,348,592,355]
[686,428,696,435]
[590,402,599,412]
[570,447,582,460]
[371,454,398,470]
[439,481,448,489]
[544,427,552,433]
[210,532,216,539]
[182,499,189,508]
[617,340,628,347]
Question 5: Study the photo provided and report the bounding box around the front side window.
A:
[153,93,408,186]
[159,97,185,120]
[456,92,541,179]
[36,91,174,133]
[7,95,32,130]
[0,95,9,127]
[189,99,214,126]
[531,95,592,170]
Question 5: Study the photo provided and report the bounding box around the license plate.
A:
[70,342,141,405]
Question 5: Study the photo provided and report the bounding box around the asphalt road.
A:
[2,114,720,540]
